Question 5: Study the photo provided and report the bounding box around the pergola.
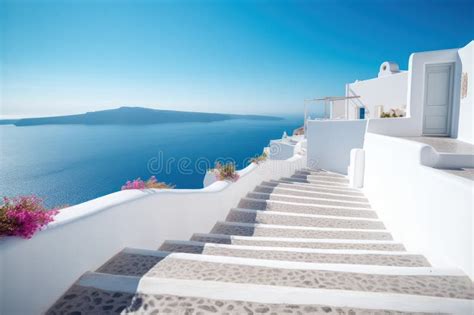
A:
[303,95,362,135]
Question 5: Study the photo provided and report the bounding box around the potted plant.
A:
[204,162,240,186]
[381,108,405,118]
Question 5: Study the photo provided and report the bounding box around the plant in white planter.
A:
[250,152,267,165]
[381,108,405,118]
[204,162,240,187]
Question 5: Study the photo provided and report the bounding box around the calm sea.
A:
[0,117,302,207]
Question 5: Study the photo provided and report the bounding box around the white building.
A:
[1,42,473,314]
[307,41,473,173]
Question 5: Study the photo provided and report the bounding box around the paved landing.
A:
[404,136,474,154]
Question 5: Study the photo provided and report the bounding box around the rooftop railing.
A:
[303,95,364,135]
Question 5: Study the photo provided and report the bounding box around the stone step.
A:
[191,233,407,251]
[96,248,169,277]
[47,272,474,314]
[290,173,349,185]
[270,177,354,187]
[145,253,474,300]
[267,180,365,196]
[226,208,385,229]
[238,198,376,217]
[298,168,346,177]
[210,221,393,240]
[292,173,350,184]
[254,184,369,202]
[159,240,428,267]
[247,191,372,209]
[294,172,346,181]
[281,176,350,187]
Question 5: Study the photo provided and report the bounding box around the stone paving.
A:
[211,222,393,240]
[279,177,350,187]
[253,185,369,202]
[147,258,473,299]
[225,209,385,229]
[47,286,135,314]
[47,286,438,315]
[97,252,166,277]
[238,199,375,217]
[402,137,474,181]
[239,201,378,218]
[247,191,373,209]
[293,174,350,183]
[190,234,407,251]
[404,137,474,154]
[159,242,429,267]
[267,180,365,196]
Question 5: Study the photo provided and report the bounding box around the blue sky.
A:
[1,0,472,117]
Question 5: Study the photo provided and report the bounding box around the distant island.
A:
[0,107,283,126]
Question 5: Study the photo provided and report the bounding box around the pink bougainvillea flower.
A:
[0,196,59,239]
[121,177,173,190]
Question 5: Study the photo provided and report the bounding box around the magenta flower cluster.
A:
[0,196,59,239]
[121,176,173,190]
[121,178,147,190]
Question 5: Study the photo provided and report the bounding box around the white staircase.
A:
[46,169,474,314]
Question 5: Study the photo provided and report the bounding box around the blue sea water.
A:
[0,117,302,207]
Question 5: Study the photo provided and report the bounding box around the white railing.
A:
[303,96,363,136]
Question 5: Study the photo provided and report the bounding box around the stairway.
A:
[47,169,473,314]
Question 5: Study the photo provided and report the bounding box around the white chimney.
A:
[378,61,400,77]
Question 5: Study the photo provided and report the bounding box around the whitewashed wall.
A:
[457,41,474,144]
[367,44,467,137]
[366,117,419,137]
[0,155,306,315]
[363,133,473,279]
[269,139,302,160]
[346,72,408,119]
[306,120,367,174]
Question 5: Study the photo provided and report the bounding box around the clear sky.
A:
[0,0,472,118]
